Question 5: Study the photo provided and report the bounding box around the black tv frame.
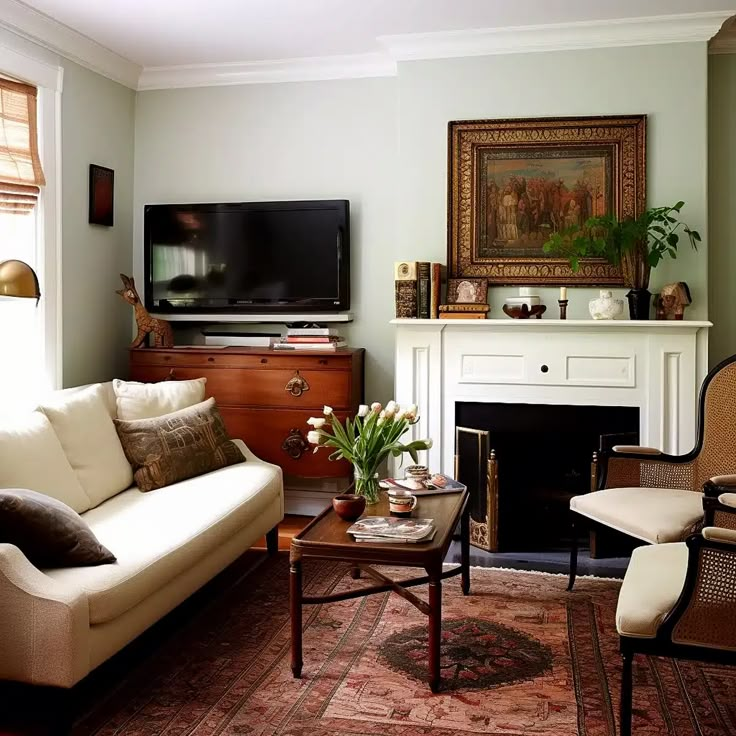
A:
[143,199,350,315]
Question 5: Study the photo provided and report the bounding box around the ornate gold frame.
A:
[447,115,646,285]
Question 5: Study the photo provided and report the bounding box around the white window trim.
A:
[0,39,63,391]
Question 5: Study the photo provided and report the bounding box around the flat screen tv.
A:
[144,200,350,314]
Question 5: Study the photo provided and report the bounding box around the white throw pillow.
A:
[113,377,207,420]
[0,411,92,513]
[39,384,133,508]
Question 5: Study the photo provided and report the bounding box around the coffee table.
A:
[289,489,470,692]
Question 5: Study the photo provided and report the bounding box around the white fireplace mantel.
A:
[392,318,711,476]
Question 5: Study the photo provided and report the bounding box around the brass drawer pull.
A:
[285,370,310,397]
[165,368,176,380]
[282,428,309,460]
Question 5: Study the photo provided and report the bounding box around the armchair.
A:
[616,505,736,735]
[568,354,736,590]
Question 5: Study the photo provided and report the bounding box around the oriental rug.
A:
[75,555,736,736]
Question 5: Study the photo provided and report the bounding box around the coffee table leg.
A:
[290,560,303,678]
[461,502,470,595]
[428,572,442,693]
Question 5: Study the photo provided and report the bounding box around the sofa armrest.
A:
[703,475,736,498]
[702,526,736,545]
[232,439,284,517]
[611,445,662,456]
[0,543,90,687]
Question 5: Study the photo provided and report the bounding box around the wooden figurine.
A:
[655,282,692,320]
[116,273,174,348]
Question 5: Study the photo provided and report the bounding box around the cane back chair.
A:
[568,354,736,590]
[616,491,736,735]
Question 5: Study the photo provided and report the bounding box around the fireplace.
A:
[456,402,639,552]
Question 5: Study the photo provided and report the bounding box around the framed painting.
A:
[89,164,114,226]
[447,115,646,285]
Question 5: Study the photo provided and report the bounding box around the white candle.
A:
[519,287,532,297]
[560,287,568,301]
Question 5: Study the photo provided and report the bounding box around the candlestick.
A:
[560,286,568,301]
[558,299,569,320]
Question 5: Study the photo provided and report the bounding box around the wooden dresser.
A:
[129,347,365,513]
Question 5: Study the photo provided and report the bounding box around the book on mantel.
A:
[395,261,444,319]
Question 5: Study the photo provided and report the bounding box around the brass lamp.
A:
[0,260,41,304]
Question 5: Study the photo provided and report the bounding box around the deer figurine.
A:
[116,274,174,348]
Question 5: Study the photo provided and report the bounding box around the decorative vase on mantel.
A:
[589,290,624,320]
[306,402,432,506]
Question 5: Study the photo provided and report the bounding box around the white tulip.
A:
[307,417,326,428]
[377,417,385,426]
[384,408,395,420]
[424,438,433,449]
[385,400,398,414]
[357,404,369,417]
[395,410,406,420]
[307,430,322,444]
[323,405,334,416]
[370,402,382,413]
[406,404,418,416]
[379,410,386,419]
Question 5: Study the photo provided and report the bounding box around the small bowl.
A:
[332,494,366,521]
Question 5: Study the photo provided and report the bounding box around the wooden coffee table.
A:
[289,490,470,692]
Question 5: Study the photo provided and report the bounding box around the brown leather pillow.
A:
[0,488,116,568]
[114,397,245,492]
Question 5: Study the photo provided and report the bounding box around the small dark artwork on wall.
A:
[89,164,114,226]
[447,115,647,285]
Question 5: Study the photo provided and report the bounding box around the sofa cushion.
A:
[0,412,91,513]
[114,398,244,492]
[44,449,282,624]
[570,487,704,544]
[113,377,206,421]
[0,488,116,568]
[39,384,133,507]
[47,382,117,419]
[616,542,689,638]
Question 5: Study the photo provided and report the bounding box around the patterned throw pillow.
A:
[114,398,245,492]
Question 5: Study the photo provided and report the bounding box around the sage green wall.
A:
[397,43,709,320]
[61,60,136,386]
[708,53,736,365]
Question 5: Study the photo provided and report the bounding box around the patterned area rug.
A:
[75,555,736,736]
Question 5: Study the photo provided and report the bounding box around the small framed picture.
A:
[447,278,488,304]
[89,164,114,226]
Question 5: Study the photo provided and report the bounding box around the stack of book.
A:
[346,517,436,543]
[273,327,348,351]
[394,261,444,319]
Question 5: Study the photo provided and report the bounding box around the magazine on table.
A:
[380,474,466,496]
[347,516,435,542]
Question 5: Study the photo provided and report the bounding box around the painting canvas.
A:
[448,116,646,285]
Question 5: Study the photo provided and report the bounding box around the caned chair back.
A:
[693,355,736,489]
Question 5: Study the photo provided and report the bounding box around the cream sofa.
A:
[0,382,284,688]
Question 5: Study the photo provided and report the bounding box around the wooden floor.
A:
[253,514,312,551]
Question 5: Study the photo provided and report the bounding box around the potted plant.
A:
[543,202,701,319]
[306,402,432,505]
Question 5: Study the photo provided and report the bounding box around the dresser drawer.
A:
[220,407,351,478]
[128,365,353,409]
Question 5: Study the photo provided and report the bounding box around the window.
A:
[0,76,48,415]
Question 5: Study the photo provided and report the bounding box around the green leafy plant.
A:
[542,202,701,289]
[306,402,431,504]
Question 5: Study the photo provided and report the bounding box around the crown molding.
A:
[138,52,396,90]
[379,11,735,61]
[0,0,140,89]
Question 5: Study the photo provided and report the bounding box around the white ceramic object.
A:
[589,290,624,320]
[505,296,541,307]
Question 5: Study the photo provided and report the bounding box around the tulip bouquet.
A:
[306,401,432,505]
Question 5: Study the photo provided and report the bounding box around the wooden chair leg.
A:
[620,647,634,736]
[568,515,579,591]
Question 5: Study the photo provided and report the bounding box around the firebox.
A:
[455,402,639,552]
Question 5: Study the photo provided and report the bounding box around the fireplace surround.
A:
[392,319,711,527]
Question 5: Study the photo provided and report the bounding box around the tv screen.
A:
[144,200,349,313]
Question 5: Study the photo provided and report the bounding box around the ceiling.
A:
[14,0,736,68]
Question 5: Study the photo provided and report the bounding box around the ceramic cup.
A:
[332,494,366,521]
[388,489,418,517]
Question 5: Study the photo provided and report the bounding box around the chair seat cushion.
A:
[570,487,703,544]
[616,542,689,638]
[43,453,282,624]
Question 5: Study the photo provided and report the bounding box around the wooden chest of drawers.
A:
[129,347,365,487]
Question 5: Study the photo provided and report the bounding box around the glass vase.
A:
[353,468,381,505]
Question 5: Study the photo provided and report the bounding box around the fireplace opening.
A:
[455,402,639,552]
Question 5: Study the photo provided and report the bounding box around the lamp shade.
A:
[0,260,41,302]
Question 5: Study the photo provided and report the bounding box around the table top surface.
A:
[290,490,468,565]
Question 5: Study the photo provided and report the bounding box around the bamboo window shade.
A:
[0,77,45,214]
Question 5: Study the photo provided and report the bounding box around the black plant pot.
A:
[626,288,651,320]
